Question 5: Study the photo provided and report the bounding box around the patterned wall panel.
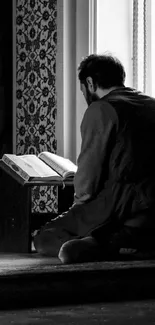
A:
[16,0,58,213]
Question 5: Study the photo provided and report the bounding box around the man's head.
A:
[78,54,126,105]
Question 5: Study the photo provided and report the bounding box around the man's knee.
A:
[58,237,98,264]
[58,239,82,264]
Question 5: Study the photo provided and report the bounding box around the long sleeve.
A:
[74,100,118,205]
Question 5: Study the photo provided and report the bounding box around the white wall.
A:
[56,0,133,163]
[56,0,77,162]
[56,0,90,162]
[97,0,133,87]
[75,0,90,159]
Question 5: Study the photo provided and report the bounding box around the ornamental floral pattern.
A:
[16,0,58,213]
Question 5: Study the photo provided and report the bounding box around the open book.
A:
[1,152,77,182]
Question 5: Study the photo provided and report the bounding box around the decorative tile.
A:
[16,0,58,213]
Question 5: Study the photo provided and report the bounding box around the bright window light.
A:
[96,0,133,87]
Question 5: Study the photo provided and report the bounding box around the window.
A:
[93,0,155,96]
[96,0,133,87]
[132,0,155,96]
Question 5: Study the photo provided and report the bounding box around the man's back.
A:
[104,87,155,227]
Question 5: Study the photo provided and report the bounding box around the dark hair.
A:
[78,53,126,89]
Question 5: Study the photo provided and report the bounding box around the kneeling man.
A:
[34,54,155,263]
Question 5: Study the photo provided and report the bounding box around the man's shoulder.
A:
[86,99,118,124]
[106,86,155,104]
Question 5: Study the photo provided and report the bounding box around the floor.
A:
[1,301,155,324]
[1,252,155,275]
[1,253,155,323]
[0,252,61,275]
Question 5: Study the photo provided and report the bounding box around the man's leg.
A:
[57,225,141,264]
[58,224,121,264]
[34,188,113,258]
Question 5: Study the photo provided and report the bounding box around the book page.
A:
[20,155,61,178]
[3,154,60,179]
[38,152,77,178]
